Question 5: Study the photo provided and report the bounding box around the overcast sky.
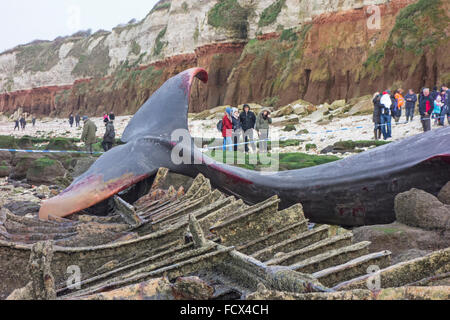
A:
[0,0,159,52]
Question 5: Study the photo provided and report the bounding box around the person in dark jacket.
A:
[19,116,26,130]
[430,86,439,102]
[404,89,417,122]
[419,88,433,132]
[31,115,36,127]
[69,114,74,127]
[372,92,382,140]
[222,107,233,152]
[101,118,115,152]
[75,114,81,127]
[231,107,242,152]
[255,109,272,153]
[109,112,116,121]
[239,104,257,153]
[442,85,450,125]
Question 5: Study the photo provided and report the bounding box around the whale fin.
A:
[122,67,208,143]
[39,68,208,220]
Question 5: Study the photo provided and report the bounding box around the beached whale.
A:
[39,68,450,226]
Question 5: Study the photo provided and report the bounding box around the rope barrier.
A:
[0,148,104,155]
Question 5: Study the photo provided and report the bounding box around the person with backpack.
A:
[404,89,417,122]
[380,91,393,140]
[231,107,242,152]
[419,88,433,132]
[239,104,256,153]
[372,92,382,140]
[221,107,233,152]
[102,118,115,152]
[255,109,272,153]
[81,116,97,154]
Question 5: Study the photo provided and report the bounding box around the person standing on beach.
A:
[221,107,233,152]
[372,92,382,140]
[380,91,392,140]
[81,116,97,154]
[101,117,115,152]
[394,89,405,124]
[231,107,242,152]
[419,88,433,132]
[19,116,26,130]
[240,104,257,153]
[31,115,36,127]
[255,109,272,153]
[404,89,417,122]
[75,114,81,127]
[69,114,74,127]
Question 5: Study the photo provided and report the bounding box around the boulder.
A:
[395,188,450,230]
[17,136,33,149]
[272,117,299,128]
[26,157,67,184]
[0,165,11,178]
[308,105,330,123]
[293,105,308,116]
[0,151,13,164]
[283,125,297,132]
[329,99,346,110]
[348,98,373,116]
[72,157,97,178]
[45,138,78,151]
[10,154,42,180]
[274,105,294,118]
[0,136,18,149]
[353,221,449,264]
[438,182,450,205]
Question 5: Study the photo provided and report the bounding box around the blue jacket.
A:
[404,93,417,109]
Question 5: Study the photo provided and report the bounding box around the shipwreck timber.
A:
[1,168,449,300]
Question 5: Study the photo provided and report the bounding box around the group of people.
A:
[80,111,116,154]
[68,114,81,128]
[13,114,36,131]
[372,85,450,140]
[221,104,273,153]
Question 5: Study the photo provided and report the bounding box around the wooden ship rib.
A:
[1,168,448,300]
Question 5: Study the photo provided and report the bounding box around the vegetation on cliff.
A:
[71,38,111,78]
[207,0,250,38]
[362,0,448,80]
[153,27,168,56]
[14,41,63,73]
[258,0,286,27]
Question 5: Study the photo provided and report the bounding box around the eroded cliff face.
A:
[0,0,448,116]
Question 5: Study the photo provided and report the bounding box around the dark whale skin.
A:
[39,69,450,227]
